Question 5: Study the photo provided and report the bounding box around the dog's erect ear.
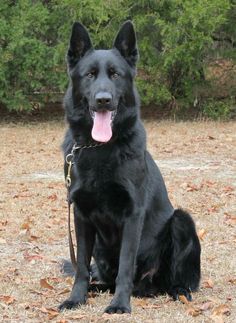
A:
[113,21,138,67]
[67,22,93,68]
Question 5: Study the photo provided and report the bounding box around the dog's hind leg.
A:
[60,259,75,277]
[168,209,201,301]
[60,259,101,280]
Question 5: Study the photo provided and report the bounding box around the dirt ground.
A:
[0,118,235,323]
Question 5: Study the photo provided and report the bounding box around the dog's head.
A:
[66,21,139,143]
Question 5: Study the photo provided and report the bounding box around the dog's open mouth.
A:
[90,110,116,143]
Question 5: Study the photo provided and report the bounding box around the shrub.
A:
[202,99,235,119]
[0,0,233,116]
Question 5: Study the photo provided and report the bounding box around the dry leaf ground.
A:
[0,117,235,322]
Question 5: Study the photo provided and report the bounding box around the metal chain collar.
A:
[65,142,105,188]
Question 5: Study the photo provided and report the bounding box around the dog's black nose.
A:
[95,92,112,108]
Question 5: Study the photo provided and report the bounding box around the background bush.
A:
[0,0,235,118]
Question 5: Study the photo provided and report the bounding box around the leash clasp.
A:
[65,151,74,188]
[66,160,73,188]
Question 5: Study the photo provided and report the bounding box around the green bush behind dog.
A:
[0,0,234,118]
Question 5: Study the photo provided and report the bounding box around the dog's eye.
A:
[111,72,119,79]
[86,71,95,78]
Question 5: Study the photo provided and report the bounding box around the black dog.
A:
[59,21,201,314]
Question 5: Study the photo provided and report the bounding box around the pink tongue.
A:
[91,111,113,142]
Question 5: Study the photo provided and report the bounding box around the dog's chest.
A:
[73,181,132,218]
[71,162,133,221]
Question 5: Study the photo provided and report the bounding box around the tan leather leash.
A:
[65,142,105,271]
[65,149,77,271]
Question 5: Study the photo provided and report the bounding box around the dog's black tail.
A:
[168,209,201,298]
[152,209,201,300]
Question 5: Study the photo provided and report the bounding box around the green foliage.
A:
[0,0,234,118]
[0,0,58,110]
[202,99,234,120]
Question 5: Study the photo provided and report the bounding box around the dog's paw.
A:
[169,287,192,302]
[58,298,85,311]
[104,304,131,314]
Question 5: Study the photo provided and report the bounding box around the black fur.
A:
[59,21,201,314]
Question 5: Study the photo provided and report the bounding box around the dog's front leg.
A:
[105,213,143,314]
[59,206,95,310]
